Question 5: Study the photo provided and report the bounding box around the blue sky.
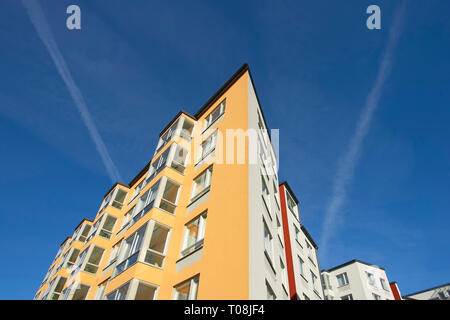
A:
[0,0,449,299]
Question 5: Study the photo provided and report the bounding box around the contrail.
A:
[320,1,407,261]
[22,0,121,182]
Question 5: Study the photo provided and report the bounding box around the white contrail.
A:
[22,0,121,182]
[320,1,407,260]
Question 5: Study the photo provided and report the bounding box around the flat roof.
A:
[404,282,450,297]
[321,259,386,273]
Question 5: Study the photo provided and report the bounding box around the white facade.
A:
[321,260,395,300]
[404,283,450,300]
[280,183,324,300]
[248,75,289,300]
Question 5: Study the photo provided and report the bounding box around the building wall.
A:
[279,184,323,300]
[248,74,287,300]
[35,65,290,300]
[405,284,450,300]
[322,261,395,300]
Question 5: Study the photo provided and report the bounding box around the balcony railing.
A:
[180,239,204,258]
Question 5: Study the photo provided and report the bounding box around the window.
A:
[294,225,300,243]
[158,179,180,214]
[191,166,213,199]
[322,274,332,290]
[144,224,170,268]
[147,148,170,182]
[119,206,136,233]
[156,119,179,153]
[263,219,273,263]
[273,181,280,208]
[106,243,120,267]
[276,216,283,245]
[180,118,194,141]
[78,224,91,242]
[181,212,207,257]
[108,188,128,210]
[64,248,80,269]
[280,259,288,292]
[115,224,146,275]
[261,176,269,196]
[129,179,147,204]
[373,293,381,300]
[266,281,276,300]
[199,130,218,161]
[83,246,105,274]
[106,282,130,300]
[70,249,87,278]
[337,272,349,287]
[49,277,66,300]
[98,215,117,239]
[156,117,194,153]
[86,218,101,243]
[341,294,353,300]
[135,282,157,300]
[306,241,315,264]
[171,144,189,174]
[257,111,266,132]
[62,283,90,300]
[72,284,90,300]
[60,283,72,300]
[204,100,225,130]
[367,272,376,286]
[173,276,199,300]
[311,271,318,291]
[94,282,106,300]
[299,257,305,277]
[286,192,296,214]
[380,278,389,291]
[128,180,160,227]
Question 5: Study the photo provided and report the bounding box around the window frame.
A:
[180,212,207,258]
[173,275,200,300]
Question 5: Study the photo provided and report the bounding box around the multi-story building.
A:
[403,283,450,300]
[35,63,294,300]
[279,182,323,300]
[321,260,395,300]
[34,219,93,300]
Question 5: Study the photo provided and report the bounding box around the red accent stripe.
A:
[390,282,402,300]
[279,185,298,299]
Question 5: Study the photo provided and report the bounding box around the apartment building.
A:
[279,182,324,300]
[403,283,450,300]
[34,64,291,300]
[321,260,395,300]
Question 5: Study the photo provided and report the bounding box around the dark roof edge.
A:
[279,181,299,204]
[403,282,450,297]
[321,259,386,273]
[300,225,318,249]
[158,110,196,138]
[128,161,152,188]
[103,182,129,199]
[73,218,93,232]
[195,63,249,118]
[59,236,71,247]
